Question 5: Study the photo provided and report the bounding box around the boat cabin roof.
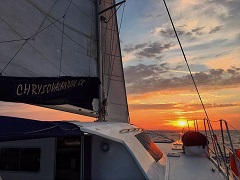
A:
[0,116,83,141]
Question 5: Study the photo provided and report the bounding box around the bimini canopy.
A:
[0,116,83,142]
[182,131,208,146]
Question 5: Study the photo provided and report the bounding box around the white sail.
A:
[99,0,129,123]
[0,0,99,116]
[0,0,98,77]
[0,0,129,122]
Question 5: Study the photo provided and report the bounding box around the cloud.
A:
[137,42,172,58]
[145,13,162,20]
[157,28,186,38]
[191,26,204,35]
[124,63,169,84]
[180,102,240,112]
[124,65,240,94]
[129,102,240,111]
[123,41,172,59]
[151,26,208,40]
[129,103,176,110]
[209,26,222,34]
[123,43,148,53]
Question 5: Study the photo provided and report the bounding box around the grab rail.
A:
[187,118,240,180]
[219,119,240,180]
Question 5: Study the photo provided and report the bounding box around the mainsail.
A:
[0,0,129,122]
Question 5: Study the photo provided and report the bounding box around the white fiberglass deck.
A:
[156,143,225,180]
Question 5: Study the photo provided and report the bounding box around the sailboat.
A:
[0,0,239,180]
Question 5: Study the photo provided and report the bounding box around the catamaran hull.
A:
[0,119,166,180]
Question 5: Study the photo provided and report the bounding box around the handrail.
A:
[187,118,240,180]
[220,119,240,179]
[119,128,144,133]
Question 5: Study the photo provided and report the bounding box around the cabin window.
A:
[136,132,163,162]
[0,148,40,172]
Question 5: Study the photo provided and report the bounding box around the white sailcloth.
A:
[0,0,99,115]
[100,0,129,123]
[0,0,98,77]
[0,0,129,123]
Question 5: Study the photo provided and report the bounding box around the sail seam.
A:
[106,2,125,99]
[106,6,117,98]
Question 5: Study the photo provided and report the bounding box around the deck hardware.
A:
[101,142,110,152]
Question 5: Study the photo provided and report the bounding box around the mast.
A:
[96,0,106,121]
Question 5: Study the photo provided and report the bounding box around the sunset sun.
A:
[177,120,187,127]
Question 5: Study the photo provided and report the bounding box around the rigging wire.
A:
[162,0,210,121]
[26,0,91,51]
[0,41,27,75]
[68,0,95,21]
[59,0,73,77]
[28,0,59,37]
[1,0,92,76]
[0,15,68,75]
[100,2,123,50]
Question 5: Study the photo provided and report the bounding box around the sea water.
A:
[147,130,240,149]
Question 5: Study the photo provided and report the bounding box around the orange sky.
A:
[125,86,240,130]
[1,95,239,131]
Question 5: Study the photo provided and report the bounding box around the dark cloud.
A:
[192,27,204,35]
[135,43,147,49]
[227,69,236,75]
[137,42,172,58]
[159,28,186,38]
[123,42,172,59]
[158,26,211,39]
[192,27,204,33]
[209,26,222,34]
[124,65,240,94]
[124,63,169,84]
[209,69,224,76]
[123,43,148,53]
